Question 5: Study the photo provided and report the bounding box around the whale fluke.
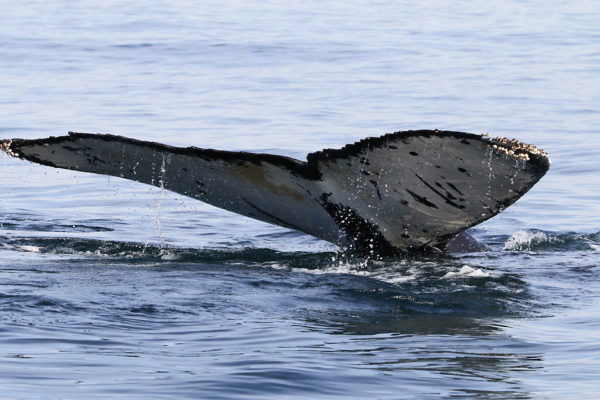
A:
[1,130,549,254]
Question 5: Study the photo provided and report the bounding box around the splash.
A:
[503,229,600,252]
[503,230,549,251]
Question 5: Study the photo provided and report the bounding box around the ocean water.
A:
[1,1,599,398]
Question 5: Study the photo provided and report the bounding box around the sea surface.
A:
[1,1,599,399]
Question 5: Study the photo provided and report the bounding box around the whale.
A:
[1,130,549,254]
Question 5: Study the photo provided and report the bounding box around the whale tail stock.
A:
[1,130,549,254]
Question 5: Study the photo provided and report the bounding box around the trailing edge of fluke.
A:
[1,130,549,255]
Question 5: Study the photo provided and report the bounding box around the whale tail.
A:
[1,130,549,254]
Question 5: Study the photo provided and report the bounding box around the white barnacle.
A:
[0,139,12,154]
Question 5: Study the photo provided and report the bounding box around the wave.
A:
[0,234,525,292]
[502,230,600,252]
[0,234,338,267]
[3,227,597,269]
[0,234,539,331]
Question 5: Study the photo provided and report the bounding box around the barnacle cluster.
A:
[481,134,548,162]
[0,139,19,158]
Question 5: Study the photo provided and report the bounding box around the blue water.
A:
[1,1,599,398]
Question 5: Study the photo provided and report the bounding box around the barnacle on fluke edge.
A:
[1,130,549,255]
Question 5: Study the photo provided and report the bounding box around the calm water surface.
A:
[1,1,599,399]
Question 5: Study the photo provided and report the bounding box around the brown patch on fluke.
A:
[238,163,306,202]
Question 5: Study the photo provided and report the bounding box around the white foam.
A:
[382,274,418,284]
[503,230,548,251]
[286,260,418,283]
[444,265,491,278]
[19,245,41,253]
[291,262,371,277]
[160,251,178,260]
